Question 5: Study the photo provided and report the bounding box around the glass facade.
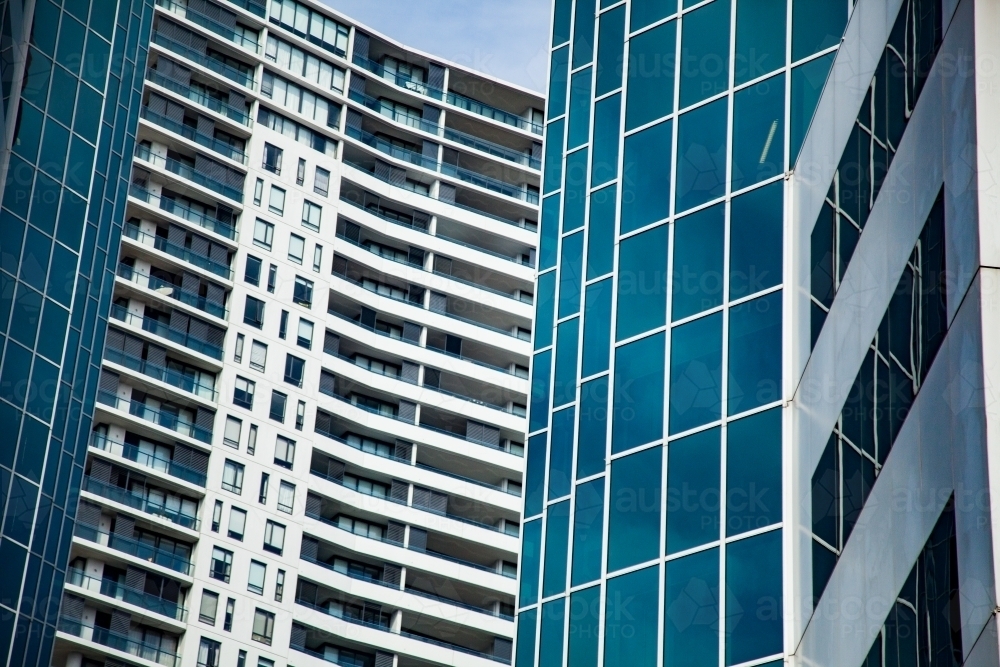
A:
[0,0,152,664]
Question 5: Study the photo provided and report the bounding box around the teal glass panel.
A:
[525,432,548,517]
[554,0,573,45]
[519,519,543,607]
[664,547,720,667]
[587,185,616,278]
[730,181,783,299]
[679,0,731,108]
[728,290,782,415]
[621,119,673,233]
[544,120,566,194]
[605,566,660,667]
[790,52,834,164]
[591,94,621,186]
[543,500,571,597]
[571,477,605,585]
[573,0,598,68]
[727,407,781,536]
[792,0,847,61]
[540,195,562,271]
[613,332,666,452]
[666,426,720,554]
[735,0,787,85]
[725,529,783,665]
[515,608,538,667]
[616,223,668,340]
[554,319,580,407]
[540,598,567,666]
[608,446,662,571]
[596,6,626,95]
[535,271,557,350]
[631,0,676,30]
[732,73,785,190]
[550,407,576,499]
[559,231,585,317]
[530,350,553,432]
[568,68,594,149]
[564,148,590,232]
[669,312,722,434]
[582,278,613,376]
[578,376,609,478]
[549,45,570,120]
[625,19,676,130]
[672,203,724,321]
[568,586,601,667]
[676,97,728,212]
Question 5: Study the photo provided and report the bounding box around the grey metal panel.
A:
[388,165,406,187]
[433,255,452,275]
[195,408,214,432]
[90,458,112,484]
[174,443,208,474]
[157,57,191,86]
[208,242,228,266]
[412,210,430,229]
[421,104,440,125]
[347,109,364,129]
[407,526,426,550]
[353,32,370,61]
[113,514,135,538]
[326,458,345,482]
[99,370,119,394]
[397,400,416,424]
[290,623,307,648]
[228,90,246,110]
[205,283,225,306]
[319,370,336,396]
[167,224,186,247]
[390,480,409,503]
[167,309,189,334]
[105,328,126,352]
[427,63,445,90]
[145,344,166,368]
[421,141,438,159]
[300,536,318,561]
[393,440,412,461]
[76,501,102,527]
[400,362,419,384]
[429,292,448,313]
[314,410,333,435]
[438,183,456,203]
[61,594,85,620]
[305,493,322,516]
[196,114,215,137]
[201,322,225,347]
[493,638,512,662]
[386,521,406,545]
[125,566,147,593]
[181,272,200,294]
[188,234,209,258]
[323,331,340,356]
[381,564,401,588]
[349,73,366,97]
[402,322,421,342]
[374,651,395,667]
[147,93,167,117]
[187,317,209,343]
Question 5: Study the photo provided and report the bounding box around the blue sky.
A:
[320,0,552,92]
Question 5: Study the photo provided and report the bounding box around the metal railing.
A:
[443,126,540,169]
[97,385,214,443]
[399,628,510,663]
[122,222,233,280]
[156,0,260,52]
[347,88,440,134]
[109,302,224,361]
[404,586,514,620]
[152,29,255,89]
[134,144,244,202]
[294,597,392,632]
[129,182,238,239]
[220,0,265,16]
[58,616,180,666]
[82,475,201,530]
[90,431,208,486]
[73,522,193,575]
[299,553,399,590]
[141,107,247,164]
[447,90,542,135]
[116,262,227,319]
[67,568,188,621]
[352,54,444,100]
[146,67,252,126]
[304,510,403,546]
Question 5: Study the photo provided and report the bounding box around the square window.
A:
[293,276,313,307]
[248,560,266,595]
[253,218,274,250]
[284,354,305,387]
[228,507,247,540]
[297,318,313,349]
[250,340,268,372]
[288,234,305,264]
[252,608,275,645]
[223,416,242,448]
[199,589,219,625]
[263,520,285,555]
[301,200,322,231]
[222,460,244,495]
[269,391,287,422]
[277,481,295,513]
[244,296,265,328]
[210,547,233,582]
[268,186,285,215]
[274,436,295,469]
[244,255,262,286]
[233,377,255,409]
[199,637,222,667]
[314,167,330,196]
[263,142,283,174]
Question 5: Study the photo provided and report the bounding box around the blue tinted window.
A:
[582,278,613,377]
[631,0,676,30]
[535,271,557,350]
[676,97,727,212]
[540,195,562,271]
[616,224,668,340]
[666,426,720,554]
[732,74,785,190]
[664,547,720,666]
[608,446,662,571]
[571,478,605,586]
[792,0,847,61]
[730,181,783,299]
[519,519,543,607]
[543,500,571,597]
[544,120,565,194]
[725,529,783,664]
[568,68,594,149]
[554,319,580,407]
[539,598,567,667]
[613,333,665,452]
[10,284,42,348]
[790,52,834,164]
[735,0,787,85]
[530,350,552,433]
[525,433,548,518]
[605,566,660,666]
[679,0,730,108]
[728,290,782,415]
[621,120,673,233]
[550,407,576,500]
[591,95,621,186]
[672,203,724,321]
[553,0,573,45]
[568,586,601,667]
[564,148,589,232]
[626,20,676,130]
[515,608,538,667]
[578,376,609,478]
[559,232,585,318]
[669,312,722,434]
[548,46,570,119]
[587,185,616,279]
[573,0,598,68]
[727,407,782,536]
[596,6,626,95]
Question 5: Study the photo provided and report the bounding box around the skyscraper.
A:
[518,0,1000,665]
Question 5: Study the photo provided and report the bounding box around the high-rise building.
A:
[518,0,1000,665]
[0,0,153,665]
[2,0,542,666]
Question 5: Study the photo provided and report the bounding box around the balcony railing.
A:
[135,144,244,202]
[295,597,392,632]
[146,67,252,126]
[443,126,540,169]
[446,90,542,135]
[399,628,510,664]
[74,522,194,575]
[103,345,218,402]
[152,29,256,89]
[300,553,399,590]
[58,616,180,667]
[129,183,238,239]
[97,384,215,442]
[352,54,443,100]
[122,222,233,280]
[304,510,403,546]
[220,0,265,17]
[290,642,368,667]
[67,567,188,622]
[347,88,440,134]
[405,586,514,620]
[91,431,208,487]
[155,0,261,52]
[110,302,224,361]
[117,262,227,319]
[82,475,200,531]
[141,106,248,164]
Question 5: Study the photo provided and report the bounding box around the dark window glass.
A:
[595,6,626,95]
[617,224,668,340]
[553,0,573,45]
[621,120,672,233]
[679,0,731,108]
[529,350,552,433]
[792,0,847,61]
[524,433,547,518]
[728,290,782,415]
[672,203,724,320]
[515,608,537,667]
[572,0,597,68]
[539,597,566,667]
[676,97,728,212]
[732,74,785,190]
[582,278,612,377]
[626,19,676,130]
[543,120,565,195]
[631,0,675,30]
[568,68,593,149]
[613,332,665,453]
[549,407,575,500]
[571,478,604,586]
[244,256,262,286]
[735,0,787,85]
[591,95,621,186]
[666,426,720,554]
[542,500,571,597]
[283,354,305,387]
[554,319,579,407]
[605,565,659,665]
[664,547,720,667]
[563,148,589,232]
[535,270,557,350]
[790,53,835,164]
[577,376,608,478]
[548,45,570,120]
[587,185,616,279]
[558,232,584,318]
[540,195,561,271]
[269,391,287,422]
[244,296,265,328]
[727,407,782,536]
[725,529,783,664]
[519,519,542,607]
[730,181,783,299]
[568,586,600,667]
[608,446,662,571]
[669,312,722,434]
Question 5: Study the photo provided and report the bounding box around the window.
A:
[301,200,322,231]
[237,651,246,667]
[243,296,265,328]
[613,332,666,451]
[676,98,727,212]
[288,234,305,264]
[669,313,722,434]
[268,186,285,215]
[269,391,287,422]
[616,224,668,340]
[253,218,274,250]
[295,400,305,431]
[223,416,242,449]
[199,590,219,624]
[247,424,258,455]
[222,460,244,495]
[224,598,235,631]
[274,436,295,469]
[210,547,233,582]
[293,276,313,307]
[198,637,222,667]
[621,120,673,234]
[244,255,262,286]
[296,158,306,185]
[626,21,676,131]
[263,520,286,555]
[248,560,266,594]
[233,377,255,409]
[263,142,283,174]
[297,318,313,349]
[259,472,270,503]
[250,340,268,372]
[258,659,275,667]
[277,481,295,513]
[279,310,289,338]
[253,178,264,206]
[284,354,305,387]
[275,570,285,602]
[228,507,247,540]
[211,500,222,532]
[252,608,275,645]
[313,244,323,272]
[265,34,346,93]
[267,264,277,293]
[234,333,245,362]
[314,167,330,196]
[608,447,662,572]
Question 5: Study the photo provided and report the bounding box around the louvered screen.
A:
[397,401,416,424]
[386,521,405,545]
[407,527,427,550]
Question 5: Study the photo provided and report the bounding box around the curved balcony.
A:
[141,107,248,164]
[122,222,233,280]
[352,54,443,100]
[446,90,542,135]
[146,67,252,127]
[404,586,514,621]
[82,475,201,531]
[443,127,540,170]
[151,29,255,89]
[58,616,180,667]
[97,386,214,443]
[103,345,218,403]
[134,144,244,203]
[116,262,227,319]
[348,88,440,134]
[220,0,265,17]
[398,628,510,664]
[91,431,208,487]
[67,567,188,622]
[155,0,261,53]
[73,523,194,576]
[130,183,238,240]
[110,303,224,361]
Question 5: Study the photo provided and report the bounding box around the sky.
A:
[320,0,552,92]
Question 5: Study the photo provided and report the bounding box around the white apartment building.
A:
[50,1,543,667]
